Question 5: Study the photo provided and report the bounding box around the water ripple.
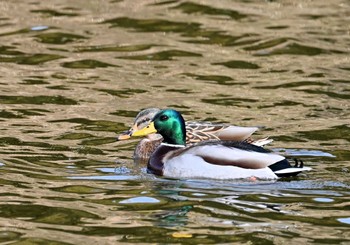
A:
[172,2,247,20]
[0,0,349,243]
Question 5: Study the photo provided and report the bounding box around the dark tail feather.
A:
[269,158,311,178]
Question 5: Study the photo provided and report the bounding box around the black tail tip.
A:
[293,158,304,168]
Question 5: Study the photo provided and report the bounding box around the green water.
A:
[0,0,349,244]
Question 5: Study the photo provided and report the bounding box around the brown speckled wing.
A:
[186,122,259,144]
[185,123,225,145]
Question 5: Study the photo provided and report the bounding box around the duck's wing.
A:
[179,141,310,177]
[182,141,283,169]
[247,137,274,147]
[212,125,259,141]
[185,122,258,144]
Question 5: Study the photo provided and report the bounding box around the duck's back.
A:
[186,122,258,144]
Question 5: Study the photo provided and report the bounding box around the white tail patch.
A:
[274,167,312,175]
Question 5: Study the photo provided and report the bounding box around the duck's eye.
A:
[160,115,168,121]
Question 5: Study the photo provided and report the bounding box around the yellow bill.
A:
[117,124,139,141]
[131,122,157,137]
[117,133,131,140]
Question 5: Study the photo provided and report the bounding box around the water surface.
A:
[0,0,349,244]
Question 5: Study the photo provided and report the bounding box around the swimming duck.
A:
[131,109,311,180]
[118,108,272,163]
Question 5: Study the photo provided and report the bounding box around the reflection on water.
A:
[0,0,349,243]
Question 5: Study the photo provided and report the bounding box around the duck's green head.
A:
[132,109,186,145]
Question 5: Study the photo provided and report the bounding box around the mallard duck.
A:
[118,108,272,163]
[131,109,311,179]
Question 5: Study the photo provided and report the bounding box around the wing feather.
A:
[186,122,258,144]
[180,143,284,169]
